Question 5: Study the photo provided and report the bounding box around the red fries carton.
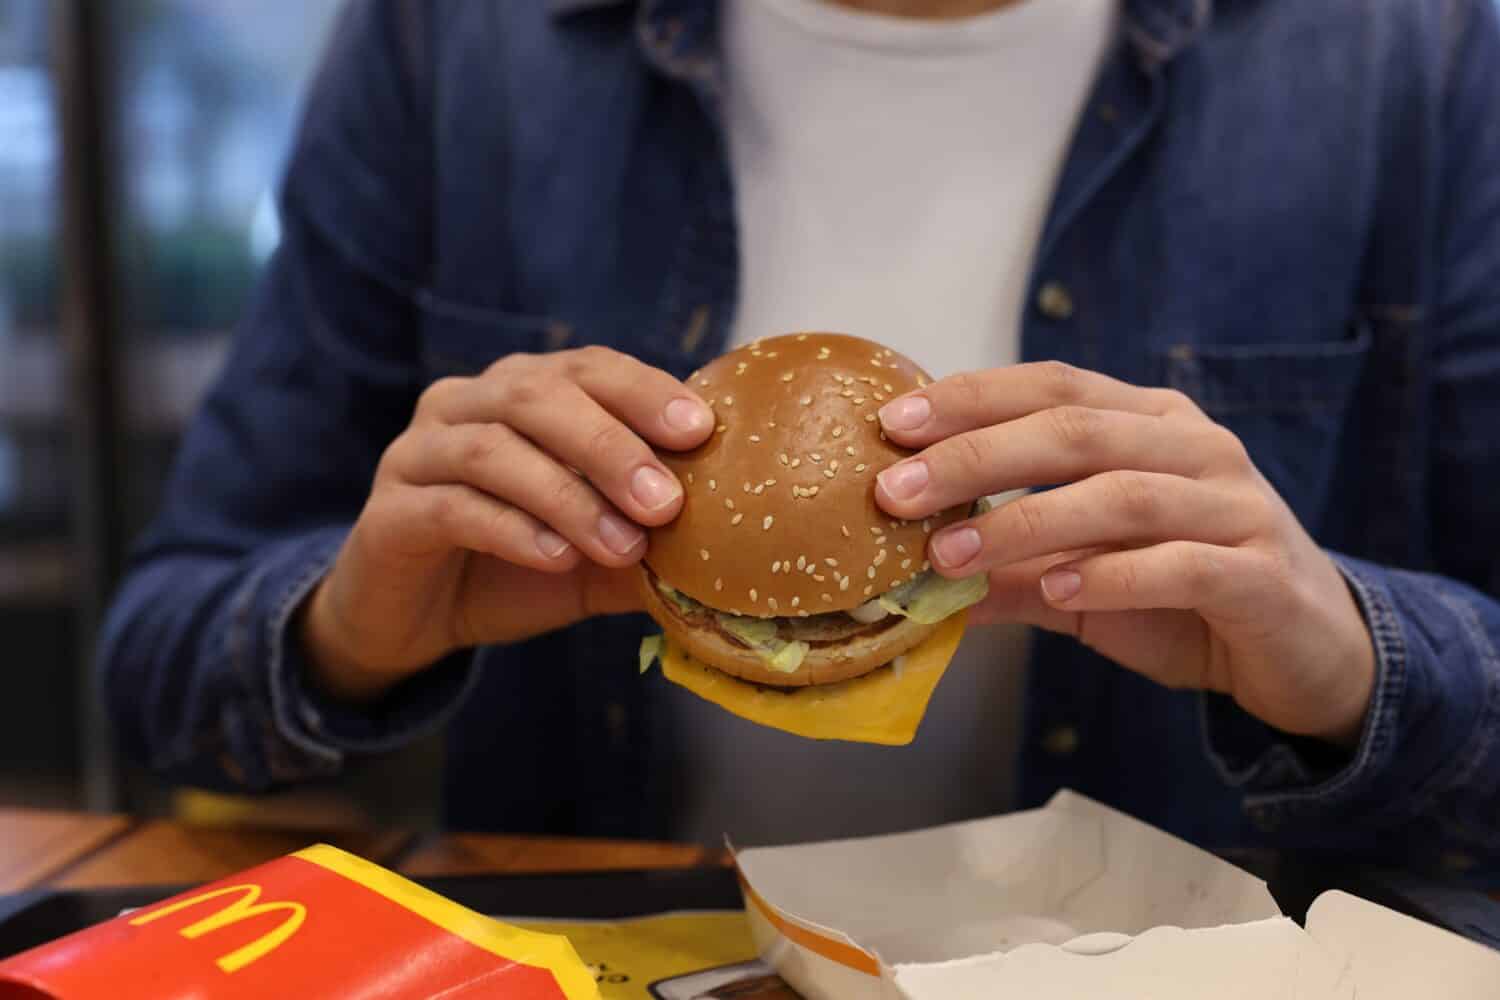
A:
[0,844,598,999]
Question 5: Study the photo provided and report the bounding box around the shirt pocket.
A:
[1156,323,1372,522]
[415,290,575,381]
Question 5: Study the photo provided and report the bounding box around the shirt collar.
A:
[545,0,1214,70]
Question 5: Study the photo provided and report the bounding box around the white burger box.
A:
[733,791,1500,999]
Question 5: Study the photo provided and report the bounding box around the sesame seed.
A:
[723,395,734,406]
[791,596,800,608]
[840,576,851,591]
[791,458,802,468]
[896,544,906,553]
[822,593,833,603]
[700,549,710,561]
[709,479,717,491]
[754,484,765,494]
[874,549,888,566]
[751,350,763,357]
[799,395,812,406]
[825,558,839,567]
[892,578,902,588]
[743,481,752,493]
[841,525,851,538]
[768,597,779,611]
[725,498,735,510]
[855,463,868,473]
[845,446,856,456]
[871,359,883,368]
[890,521,900,530]
[731,513,744,525]
[768,421,776,428]
[853,397,866,404]
[901,559,912,569]
[717,425,727,434]
[797,556,806,570]
[750,589,758,602]
[730,607,742,615]
[772,561,781,573]
[880,431,888,440]
[875,536,887,546]
[687,472,695,484]
[841,389,854,398]
[763,515,774,530]
[884,383,894,393]
[917,376,929,388]
[715,577,723,591]
[781,372,795,382]
[767,351,778,358]
[864,585,874,596]
[867,566,877,579]
[779,453,789,466]
[832,427,844,438]
[735,362,748,374]
[796,334,808,341]
[869,527,881,535]
[749,434,762,443]
[882,349,893,357]
[698,378,711,387]
[824,469,835,479]
[765,478,777,486]
[865,414,877,422]
[817,348,831,359]
[922,519,931,533]
[830,460,840,472]
[808,486,820,496]
[861,376,876,384]
[805,564,816,576]
[873,393,885,402]
[922,560,931,571]
[814,574,826,582]
[810,453,822,462]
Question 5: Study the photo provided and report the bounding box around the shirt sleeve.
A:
[97,0,477,792]
[1198,0,1500,865]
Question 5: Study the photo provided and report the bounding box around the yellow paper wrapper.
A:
[660,612,966,745]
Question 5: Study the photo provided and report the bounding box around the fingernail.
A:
[879,394,932,431]
[631,465,680,510]
[1041,568,1082,602]
[932,526,981,568]
[598,512,644,555]
[877,459,929,502]
[535,529,572,559]
[664,397,713,433]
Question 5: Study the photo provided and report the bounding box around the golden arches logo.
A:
[128,883,307,973]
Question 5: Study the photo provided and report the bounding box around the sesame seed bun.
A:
[640,332,970,687]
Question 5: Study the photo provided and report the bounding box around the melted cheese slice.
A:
[660,612,967,745]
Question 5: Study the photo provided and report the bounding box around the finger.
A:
[392,423,648,567]
[1037,541,1262,614]
[877,361,1197,447]
[421,347,716,451]
[876,406,1235,519]
[401,483,583,573]
[925,471,1261,575]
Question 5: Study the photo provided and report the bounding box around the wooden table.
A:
[0,808,724,893]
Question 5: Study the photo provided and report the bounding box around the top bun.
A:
[645,333,966,617]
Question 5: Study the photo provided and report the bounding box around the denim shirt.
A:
[99,0,1500,880]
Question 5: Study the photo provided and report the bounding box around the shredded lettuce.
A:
[638,634,663,674]
[715,613,778,648]
[767,640,810,674]
[878,570,988,625]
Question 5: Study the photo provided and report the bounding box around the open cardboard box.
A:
[734,791,1499,998]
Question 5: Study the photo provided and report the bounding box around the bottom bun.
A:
[638,568,940,687]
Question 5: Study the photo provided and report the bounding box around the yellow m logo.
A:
[129,883,307,973]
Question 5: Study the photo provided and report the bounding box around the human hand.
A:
[301,347,714,701]
[873,362,1376,747]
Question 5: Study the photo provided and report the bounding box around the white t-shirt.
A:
[659,0,1117,846]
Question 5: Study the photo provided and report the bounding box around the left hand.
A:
[873,361,1376,748]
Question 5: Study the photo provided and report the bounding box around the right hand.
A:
[300,346,715,701]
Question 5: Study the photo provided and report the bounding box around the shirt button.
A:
[1041,724,1080,757]
[1036,282,1075,320]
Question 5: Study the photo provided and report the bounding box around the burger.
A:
[637,332,987,691]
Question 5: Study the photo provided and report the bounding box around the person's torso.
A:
[385,0,1453,854]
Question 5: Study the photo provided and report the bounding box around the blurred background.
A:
[1,0,438,829]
